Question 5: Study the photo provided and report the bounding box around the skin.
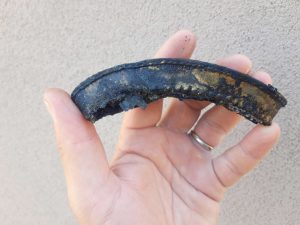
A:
[44,30,280,225]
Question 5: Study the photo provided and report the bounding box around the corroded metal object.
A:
[71,58,287,125]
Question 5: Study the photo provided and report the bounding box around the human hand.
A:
[44,30,280,225]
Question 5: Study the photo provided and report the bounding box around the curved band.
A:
[71,58,287,125]
[188,130,214,151]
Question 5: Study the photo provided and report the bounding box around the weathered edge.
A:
[71,58,287,125]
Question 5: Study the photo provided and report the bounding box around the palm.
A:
[44,30,280,225]
[102,127,221,225]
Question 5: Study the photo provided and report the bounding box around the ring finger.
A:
[193,70,272,148]
[159,54,252,132]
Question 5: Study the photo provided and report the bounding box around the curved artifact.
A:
[71,58,287,125]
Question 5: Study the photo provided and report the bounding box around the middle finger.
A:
[194,69,272,148]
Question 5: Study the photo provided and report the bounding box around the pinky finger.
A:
[212,123,281,187]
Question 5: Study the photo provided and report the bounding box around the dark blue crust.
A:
[71,58,286,106]
[71,58,287,124]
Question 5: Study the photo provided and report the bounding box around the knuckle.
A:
[223,152,244,177]
[237,143,259,161]
[203,118,227,137]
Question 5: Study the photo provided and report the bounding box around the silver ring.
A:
[188,130,214,151]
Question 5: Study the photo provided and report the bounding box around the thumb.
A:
[44,88,111,215]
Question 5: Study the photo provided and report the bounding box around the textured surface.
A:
[71,58,287,124]
[0,1,299,225]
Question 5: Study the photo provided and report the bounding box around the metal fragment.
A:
[71,58,287,125]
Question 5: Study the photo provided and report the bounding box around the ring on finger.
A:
[188,130,214,151]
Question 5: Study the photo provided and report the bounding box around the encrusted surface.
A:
[71,58,287,125]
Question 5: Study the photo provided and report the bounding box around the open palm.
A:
[44,30,280,225]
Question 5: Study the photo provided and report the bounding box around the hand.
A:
[44,30,280,225]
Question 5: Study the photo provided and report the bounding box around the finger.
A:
[121,30,196,130]
[212,123,280,187]
[250,70,272,84]
[44,88,111,206]
[115,127,226,202]
[194,69,272,148]
[158,98,210,131]
[159,54,251,132]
